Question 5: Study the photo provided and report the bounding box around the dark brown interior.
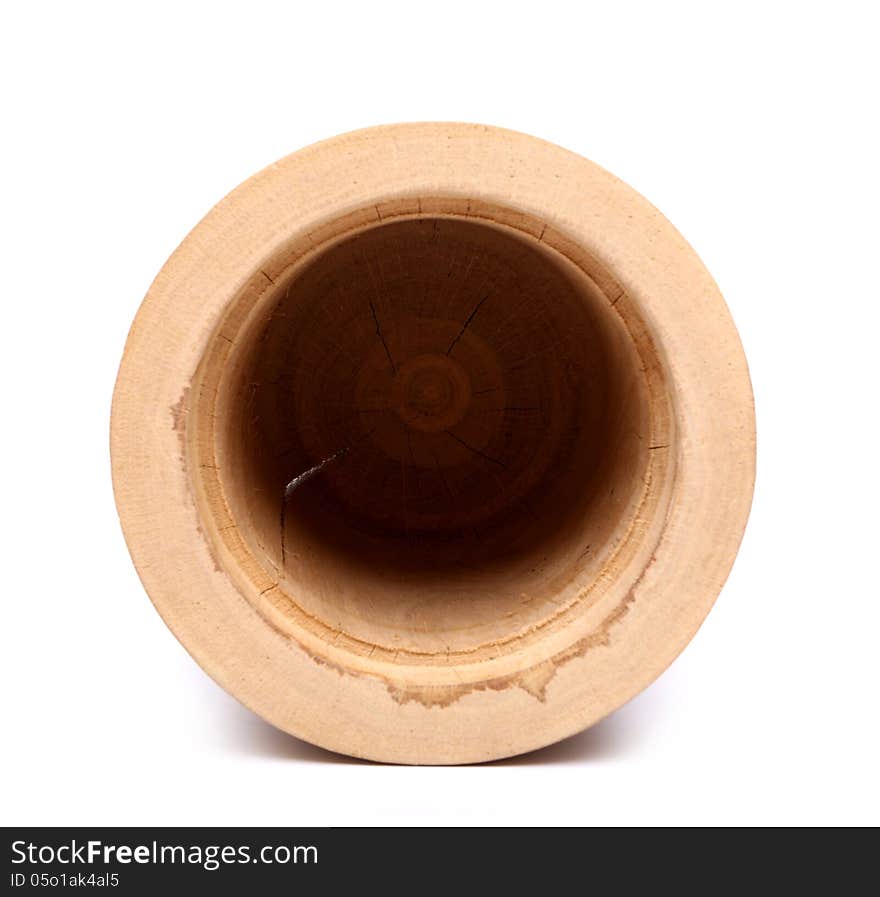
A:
[212,214,653,654]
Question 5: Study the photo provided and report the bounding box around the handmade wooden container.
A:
[111,124,755,763]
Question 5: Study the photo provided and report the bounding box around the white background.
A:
[2,2,878,826]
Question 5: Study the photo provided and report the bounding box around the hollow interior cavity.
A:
[212,215,655,654]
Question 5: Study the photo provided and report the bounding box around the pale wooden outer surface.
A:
[111,123,755,764]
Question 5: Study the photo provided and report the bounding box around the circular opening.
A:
[194,205,672,661]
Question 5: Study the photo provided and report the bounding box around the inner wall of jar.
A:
[212,215,654,654]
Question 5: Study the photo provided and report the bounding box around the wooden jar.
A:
[111,124,755,763]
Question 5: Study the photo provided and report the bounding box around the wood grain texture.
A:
[111,123,755,764]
